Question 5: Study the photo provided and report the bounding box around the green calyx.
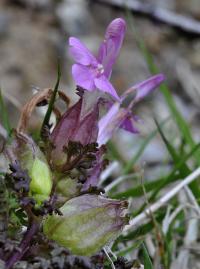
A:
[43,194,128,256]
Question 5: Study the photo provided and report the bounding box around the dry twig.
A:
[124,167,200,231]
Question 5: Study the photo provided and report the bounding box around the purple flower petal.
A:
[122,74,165,103]
[94,75,120,101]
[120,116,139,134]
[72,64,96,90]
[98,18,126,78]
[98,103,127,145]
[69,37,97,66]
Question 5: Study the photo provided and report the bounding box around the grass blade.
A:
[0,89,11,136]
[142,243,153,269]
[135,142,200,216]
[107,141,126,164]
[41,63,61,139]
[126,11,200,165]
[113,142,200,201]
[123,117,170,175]
[155,119,200,197]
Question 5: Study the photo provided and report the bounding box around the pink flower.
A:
[97,74,165,146]
[69,18,126,101]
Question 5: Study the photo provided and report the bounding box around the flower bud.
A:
[29,158,52,201]
[43,194,128,256]
[56,176,81,203]
[12,133,53,204]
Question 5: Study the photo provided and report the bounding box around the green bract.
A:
[43,194,128,256]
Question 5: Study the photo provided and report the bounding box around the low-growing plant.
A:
[0,18,165,269]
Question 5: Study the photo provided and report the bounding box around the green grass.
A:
[106,8,200,268]
[142,243,154,269]
[41,63,61,140]
[122,117,171,175]
[126,11,200,166]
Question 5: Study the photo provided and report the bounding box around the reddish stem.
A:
[5,222,39,269]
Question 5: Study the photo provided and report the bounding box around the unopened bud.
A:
[43,194,128,256]
[12,133,53,204]
[56,177,81,203]
[29,158,52,202]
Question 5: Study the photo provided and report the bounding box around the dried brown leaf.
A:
[17,88,53,133]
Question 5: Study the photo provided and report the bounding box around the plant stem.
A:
[5,222,39,269]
